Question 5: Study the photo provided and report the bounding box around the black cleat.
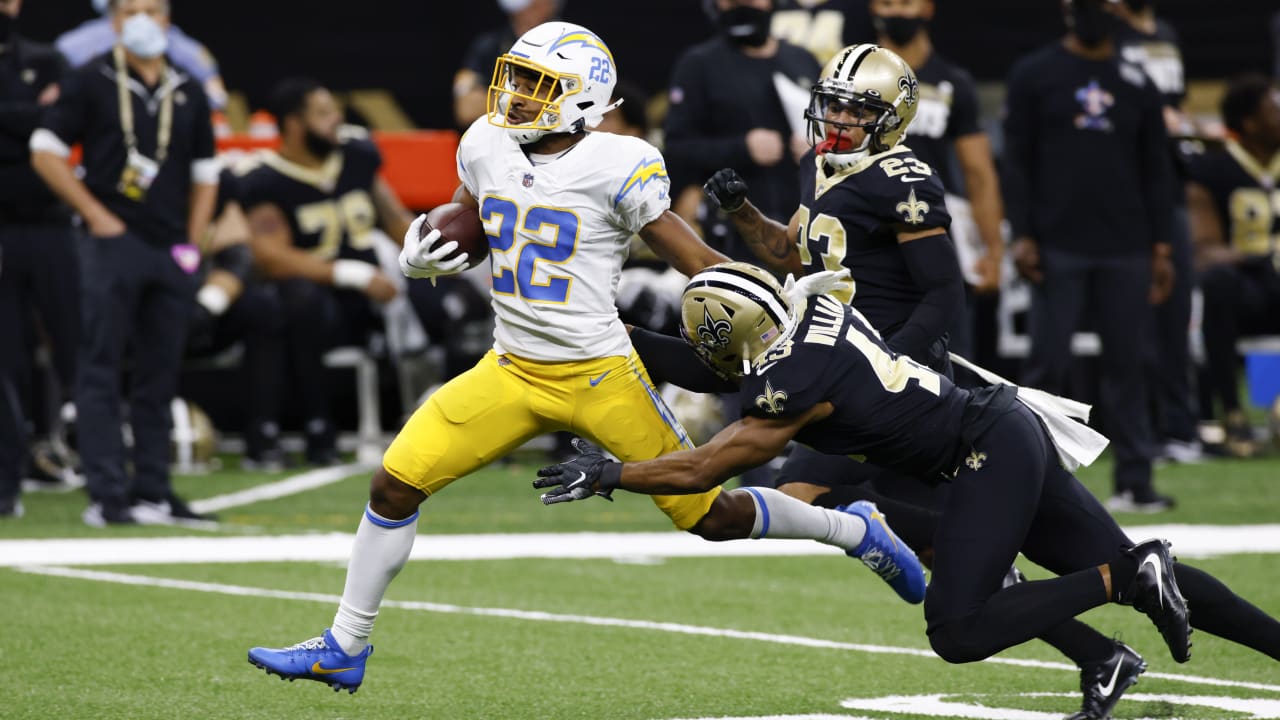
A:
[1115,539,1191,663]
[1063,640,1147,719]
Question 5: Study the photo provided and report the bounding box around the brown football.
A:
[422,202,489,270]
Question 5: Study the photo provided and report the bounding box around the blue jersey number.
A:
[589,57,612,84]
[480,197,579,304]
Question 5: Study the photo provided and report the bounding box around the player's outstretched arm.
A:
[535,406,827,501]
[703,168,803,276]
[637,210,731,277]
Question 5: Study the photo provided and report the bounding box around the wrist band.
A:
[332,259,378,289]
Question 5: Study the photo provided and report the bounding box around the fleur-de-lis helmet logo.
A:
[697,305,733,349]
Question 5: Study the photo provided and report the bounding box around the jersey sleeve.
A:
[36,65,91,147]
[611,140,673,234]
[740,347,831,421]
[456,118,486,199]
[343,136,383,176]
[947,68,983,139]
[866,155,952,230]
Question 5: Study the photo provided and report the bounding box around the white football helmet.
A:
[487,21,621,144]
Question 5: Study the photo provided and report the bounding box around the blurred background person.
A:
[30,0,219,526]
[0,0,75,519]
[239,78,408,466]
[1113,0,1203,463]
[867,0,1005,368]
[55,0,227,109]
[1185,74,1280,459]
[452,0,560,129]
[184,170,288,470]
[1003,0,1176,512]
[771,0,872,66]
[664,0,819,265]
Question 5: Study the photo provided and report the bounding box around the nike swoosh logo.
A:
[1141,552,1163,609]
[573,471,587,485]
[870,510,898,551]
[902,177,926,182]
[588,371,610,387]
[311,661,357,675]
[1097,656,1124,696]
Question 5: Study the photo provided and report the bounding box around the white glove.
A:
[782,268,854,307]
[399,213,470,280]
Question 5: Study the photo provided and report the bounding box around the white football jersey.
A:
[457,119,672,361]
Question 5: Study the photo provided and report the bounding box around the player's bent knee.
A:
[927,619,990,664]
[369,465,427,520]
[687,491,753,541]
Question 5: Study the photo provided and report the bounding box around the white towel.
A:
[950,353,1109,472]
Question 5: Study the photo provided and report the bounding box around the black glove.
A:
[703,168,749,213]
[533,437,622,505]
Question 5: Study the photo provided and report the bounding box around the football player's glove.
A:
[782,268,854,307]
[703,168,749,213]
[399,214,470,280]
[533,438,622,505]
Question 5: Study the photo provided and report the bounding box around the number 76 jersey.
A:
[457,118,674,361]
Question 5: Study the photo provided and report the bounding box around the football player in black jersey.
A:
[537,262,1280,679]
[704,45,1148,717]
[1187,74,1280,457]
[239,78,413,465]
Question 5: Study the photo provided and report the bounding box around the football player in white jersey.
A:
[247,21,923,692]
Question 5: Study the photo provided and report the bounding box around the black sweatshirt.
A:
[1002,43,1173,255]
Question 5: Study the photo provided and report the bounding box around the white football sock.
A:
[330,504,419,656]
[737,487,866,550]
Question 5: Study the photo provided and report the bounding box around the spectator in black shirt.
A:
[664,0,820,265]
[1114,0,1203,463]
[1003,0,1176,513]
[30,0,219,527]
[868,0,1005,364]
[0,0,77,519]
[452,0,560,129]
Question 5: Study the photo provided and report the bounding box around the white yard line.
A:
[187,462,372,514]
[5,524,1280,568]
[16,564,1280,695]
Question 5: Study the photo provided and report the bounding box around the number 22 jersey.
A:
[457,118,675,361]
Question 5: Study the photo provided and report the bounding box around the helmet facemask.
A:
[805,79,902,168]
[488,55,583,144]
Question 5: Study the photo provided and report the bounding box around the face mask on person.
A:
[92,0,111,14]
[1123,0,1150,11]
[120,13,169,58]
[304,129,337,158]
[718,5,773,48]
[1067,2,1115,48]
[872,15,927,46]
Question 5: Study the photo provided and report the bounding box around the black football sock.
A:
[1107,553,1139,600]
[1176,564,1280,660]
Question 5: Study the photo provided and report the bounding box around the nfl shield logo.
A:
[522,173,534,188]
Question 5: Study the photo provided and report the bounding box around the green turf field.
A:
[4,451,1280,719]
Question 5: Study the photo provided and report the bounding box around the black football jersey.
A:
[237,138,383,263]
[1187,142,1280,257]
[796,146,951,339]
[740,294,1016,481]
[772,0,874,65]
[1115,19,1186,109]
[904,51,983,194]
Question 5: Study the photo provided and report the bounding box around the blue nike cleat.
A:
[247,629,372,693]
[839,500,927,604]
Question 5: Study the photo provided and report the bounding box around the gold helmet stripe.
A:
[832,44,877,84]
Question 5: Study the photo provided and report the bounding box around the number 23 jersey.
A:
[457,118,674,361]
[796,146,951,339]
